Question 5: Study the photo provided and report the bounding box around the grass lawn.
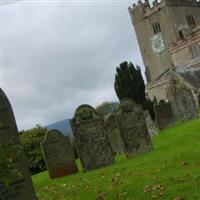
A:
[33,118,200,200]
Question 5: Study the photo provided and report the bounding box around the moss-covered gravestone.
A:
[0,88,38,200]
[169,86,197,121]
[105,112,124,154]
[71,105,114,172]
[41,130,78,179]
[166,76,197,121]
[117,99,153,158]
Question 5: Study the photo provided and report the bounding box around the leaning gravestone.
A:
[0,88,38,200]
[170,87,197,121]
[154,101,174,130]
[117,99,153,158]
[41,130,78,179]
[105,112,124,154]
[144,111,157,137]
[71,105,114,172]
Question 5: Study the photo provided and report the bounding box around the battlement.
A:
[128,0,200,24]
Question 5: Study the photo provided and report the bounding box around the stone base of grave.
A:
[125,144,153,159]
[49,163,78,179]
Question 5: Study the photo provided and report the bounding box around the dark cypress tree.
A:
[114,61,146,104]
[114,61,155,119]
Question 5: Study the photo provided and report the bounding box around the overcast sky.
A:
[1,0,145,130]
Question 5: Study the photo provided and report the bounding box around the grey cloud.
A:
[2,0,143,130]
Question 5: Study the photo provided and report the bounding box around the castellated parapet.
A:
[128,0,200,104]
[129,0,200,25]
[129,0,200,83]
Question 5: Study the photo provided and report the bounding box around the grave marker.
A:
[105,112,124,154]
[71,105,114,172]
[117,99,153,158]
[41,129,78,179]
[0,88,38,200]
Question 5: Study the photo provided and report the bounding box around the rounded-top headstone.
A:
[71,104,114,172]
[72,104,102,124]
[166,82,197,121]
[117,99,153,158]
[41,129,78,179]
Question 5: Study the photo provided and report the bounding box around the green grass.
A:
[33,118,200,200]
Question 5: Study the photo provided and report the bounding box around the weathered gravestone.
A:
[117,99,153,158]
[154,101,174,130]
[71,105,114,172]
[0,88,38,200]
[198,91,200,107]
[166,76,198,121]
[41,129,78,179]
[105,112,124,154]
[169,86,197,121]
[144,111,157,137]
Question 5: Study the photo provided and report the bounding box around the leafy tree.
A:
[114,61,155,119]
[19,125,47,175]
[96,101,119,116]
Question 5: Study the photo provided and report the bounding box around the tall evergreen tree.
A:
[114,61,155,119]
[114,61,146,104]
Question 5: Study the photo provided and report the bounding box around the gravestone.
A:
[117,99,153,158]
[144,111,157,136]
[154,101,174,130]
[71,105,114,172]
[166,76,197,121]
[198,91,200,107]
[171,87,197,121]
[105,112,124,154]
[0,88,38,200]
[41,129,78,179]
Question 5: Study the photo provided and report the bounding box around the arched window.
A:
[179,31,184,40]
[186,15,196,26]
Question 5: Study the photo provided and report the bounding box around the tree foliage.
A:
[114,61,155,119]
[19,125,47,175]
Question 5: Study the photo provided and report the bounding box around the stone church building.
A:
[128,0,200,105]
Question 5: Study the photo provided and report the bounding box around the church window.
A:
[152,22,161,34]
[179,31,184,40]
[186,15,195,26]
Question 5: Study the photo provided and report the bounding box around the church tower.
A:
[129,0,200,83]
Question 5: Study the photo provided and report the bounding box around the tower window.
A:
[152,22,161,34]
[186,15,195,26]
[179,31,184,40]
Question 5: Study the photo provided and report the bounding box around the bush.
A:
[20,125,47,175]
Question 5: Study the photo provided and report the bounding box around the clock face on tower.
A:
[150,32,165,53]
